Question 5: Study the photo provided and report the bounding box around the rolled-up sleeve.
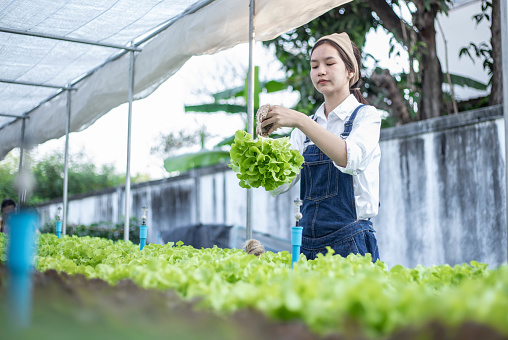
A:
[334,106,381,175]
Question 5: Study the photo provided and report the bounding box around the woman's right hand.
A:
[260,105,307,135]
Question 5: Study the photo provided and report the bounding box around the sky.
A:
[29,27,412,181]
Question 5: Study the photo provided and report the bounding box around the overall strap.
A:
[340,104,366,139]
[303,114,319,144]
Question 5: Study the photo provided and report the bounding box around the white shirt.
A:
[270,94,381,220]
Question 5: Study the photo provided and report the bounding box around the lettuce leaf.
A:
[228,130,304,191]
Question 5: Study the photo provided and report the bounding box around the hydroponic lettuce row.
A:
[228,130,304,191]
[1,233,508,339]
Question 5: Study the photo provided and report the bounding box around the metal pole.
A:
[124,44,135,242]
[0,113,30,119]
[501,0,508,263]
[17,118,26,206]
[245,0,255,241]
[0,27,141,51]
[247,0,255,141]
[62,89,71,236]
[0,78,75,90]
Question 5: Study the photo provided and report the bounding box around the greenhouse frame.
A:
[0,0,352,240]
[0,0,507,258]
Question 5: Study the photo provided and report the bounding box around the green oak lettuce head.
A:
[228,130,304,191]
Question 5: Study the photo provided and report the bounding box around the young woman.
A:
[260,33,381,262]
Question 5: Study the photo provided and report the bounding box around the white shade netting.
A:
[0,0,351,160]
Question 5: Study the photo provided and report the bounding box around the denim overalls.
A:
[299,104,380,262]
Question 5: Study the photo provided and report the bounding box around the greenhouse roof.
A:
[0,0,350,159]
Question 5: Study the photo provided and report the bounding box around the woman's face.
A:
[310,43,353,98]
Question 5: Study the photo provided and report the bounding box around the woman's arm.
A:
[337,107,381,174]
[261,105,348,167]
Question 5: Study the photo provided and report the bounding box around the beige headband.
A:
[314,32,359,87]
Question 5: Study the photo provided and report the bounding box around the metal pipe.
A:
[17,118,26,206]
[7,210,37,328]
[0,0,213,131]
[140,206,148,250]
[62,89,71,236]
[0,113,30,119]
[124,44,135,242]
[0,47,138,131]
[0,27,141,51]
[247,0,255,136]
[246,189,253,240]
[0,91,65,131]
[501,0,508,263]
[0,78,75,90]
[1,0,213,134]
[245,0,256,241]
[436,18,458,114]
[56,207,63,239]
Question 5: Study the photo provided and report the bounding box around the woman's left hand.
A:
[260,105,306,135]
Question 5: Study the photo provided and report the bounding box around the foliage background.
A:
[0,151,150,206]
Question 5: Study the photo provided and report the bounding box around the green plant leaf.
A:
[215,135,235,147]
[264,80,289,93]
[212,86,245,101]
[184,104,247,114]
[212,79,287,101]
[447,73,488,90]
[243,66,261,109]
[164,150,230,173]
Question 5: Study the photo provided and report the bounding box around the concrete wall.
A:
[375,105,506,268]
[37,105,507,268]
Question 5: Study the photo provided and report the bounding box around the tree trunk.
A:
[489,0,503,105]
[413,1,444,119]
[367,0,444,120]
[417,32,444,119]
[371,69,412,124]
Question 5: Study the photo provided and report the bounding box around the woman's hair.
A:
[311,39,368,104]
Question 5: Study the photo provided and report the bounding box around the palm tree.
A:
[163,66,291,173]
